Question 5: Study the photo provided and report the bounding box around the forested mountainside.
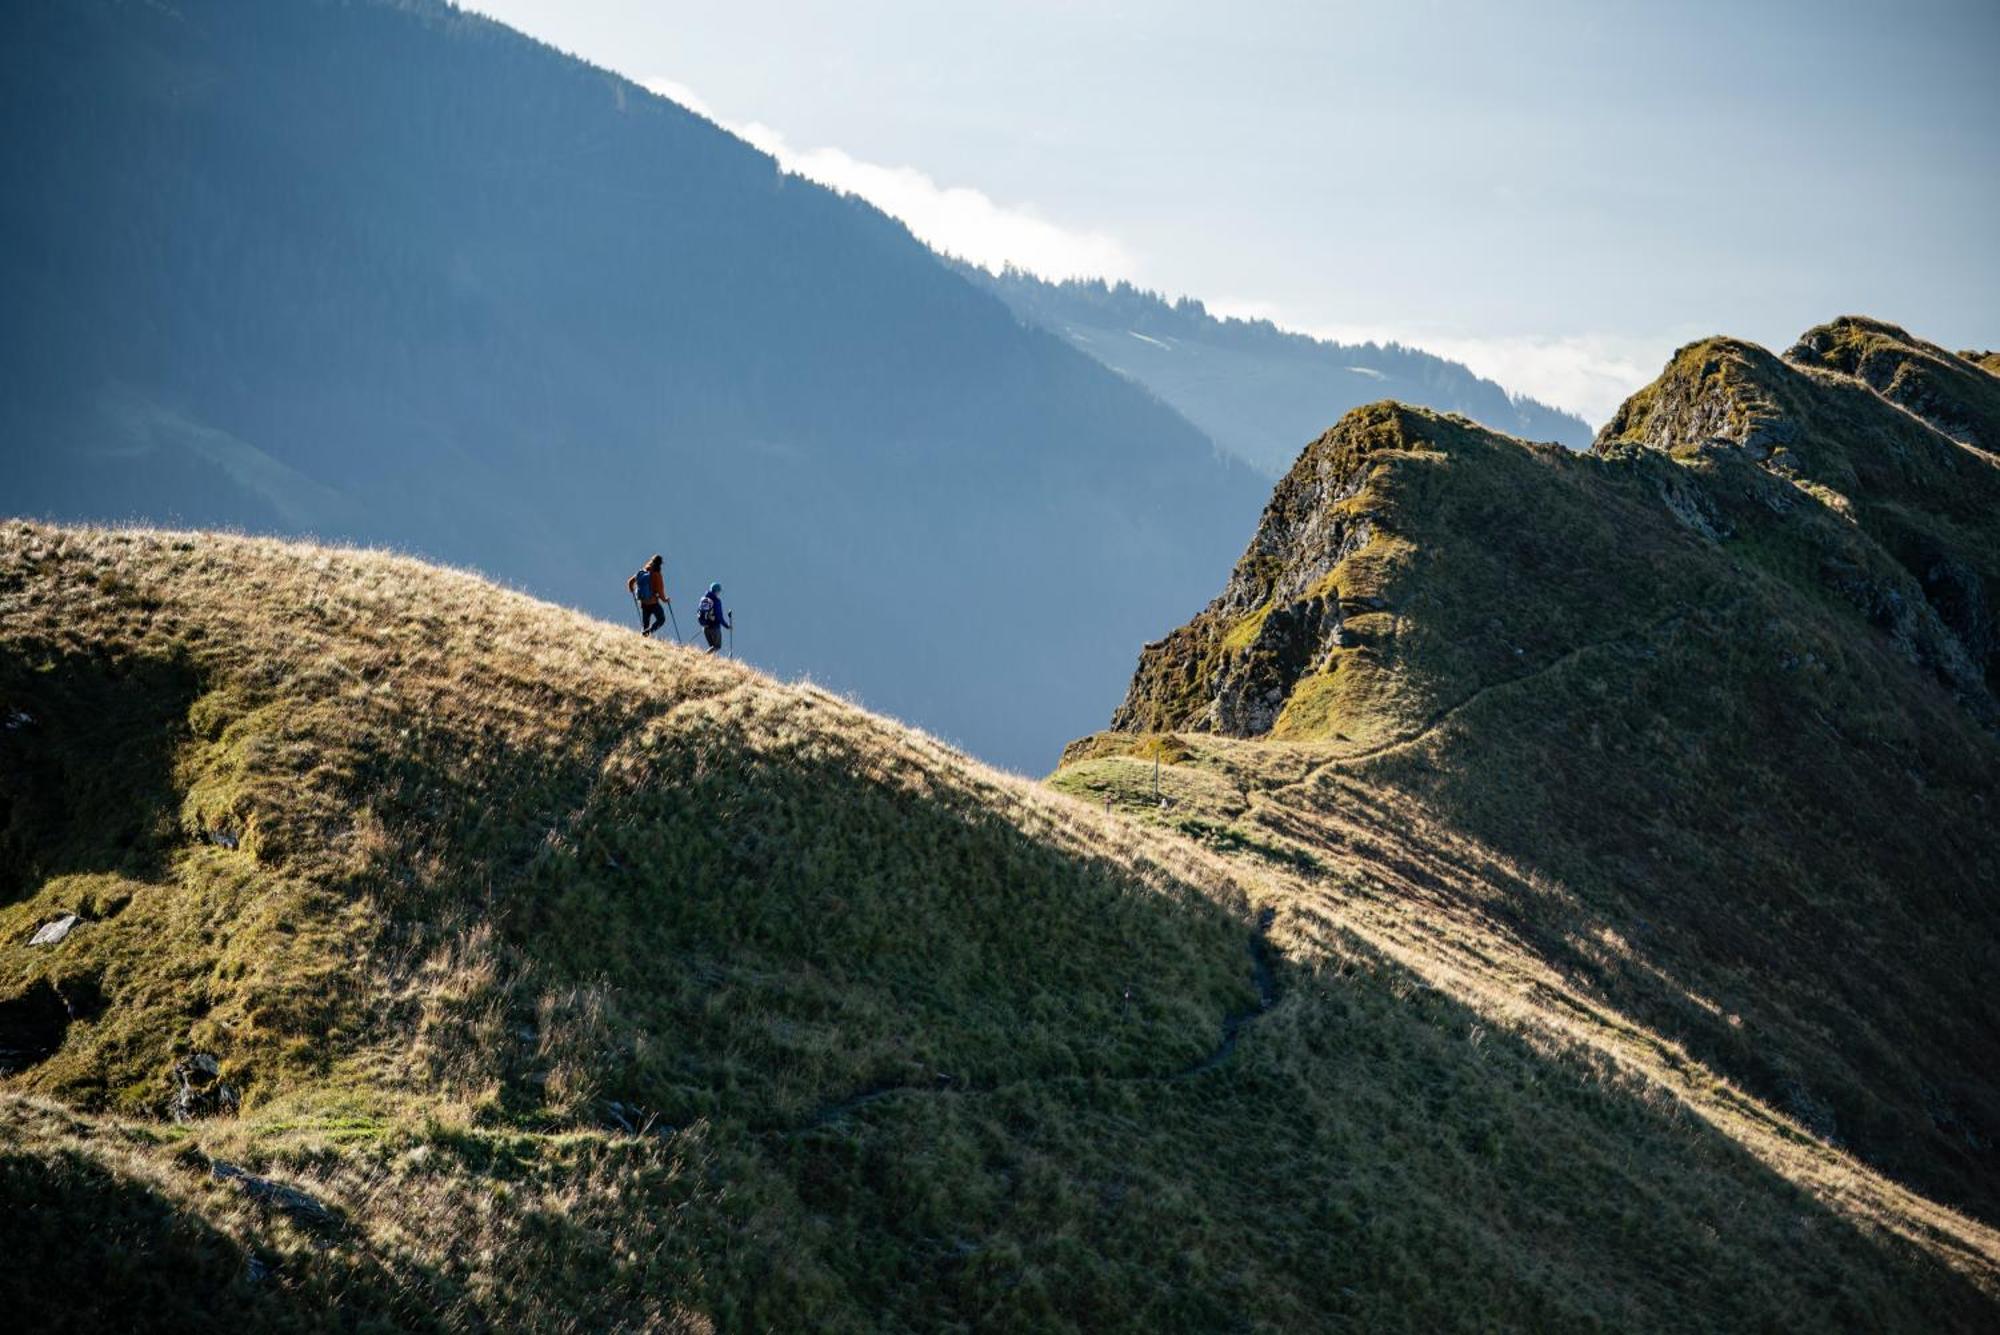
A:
[1066,318,2000,1231]
[963,265,1592,472]
[0,0,1262,772]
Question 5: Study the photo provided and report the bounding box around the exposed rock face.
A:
[1595,338,1801,465]
[1207,592,1347,735]
[1105,320,2000,745]
[1598,322,2000,700]
[1109,404,1409,736]
[167,1052,240,1122]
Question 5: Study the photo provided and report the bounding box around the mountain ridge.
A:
[1057,319,2000,1238]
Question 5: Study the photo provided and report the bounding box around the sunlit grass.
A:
[3,520,1997,1329]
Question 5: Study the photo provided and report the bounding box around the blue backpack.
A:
[634,568,656,601]
[697,593,719,627]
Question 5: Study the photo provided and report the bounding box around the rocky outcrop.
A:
[1106,320,2000,745]
[167,1052,240,1122]
[1598,322,2000,701]
[208,1159,333,1229]
[1594,338,1801,466]
[1787,317,2000,456]
[1109,403,1426,736]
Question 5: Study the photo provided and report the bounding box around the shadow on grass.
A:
[362,686,1263,1131]
[1317,715,2000,1233]
[746,923,1999,1332]
[0,1148,399,1333]
[0,644,201,907]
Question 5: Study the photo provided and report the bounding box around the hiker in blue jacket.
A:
[696,582,731,654]
[627,554,670,637]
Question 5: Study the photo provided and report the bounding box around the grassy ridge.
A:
[1084,331,2000,1221]
[3,522,1998,1328]
[1061,326,2000,1290]
[0,526,1252,1129]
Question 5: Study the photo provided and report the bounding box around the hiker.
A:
[696,582,731,654]
[627,554,671,637]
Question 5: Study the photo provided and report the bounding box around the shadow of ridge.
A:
[0,1147,413,1332]
[0,643,203,906]
[444,693,1266,1131]
[759,915,2000,1331]
[1291,752,2000,1233]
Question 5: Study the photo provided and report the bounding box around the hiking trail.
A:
[772,906,1282,1138]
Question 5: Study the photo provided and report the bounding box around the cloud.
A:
[1413,333,1671,426]
[640,76,716,122]
[641,74,1670,423]
[642,77,1138,282]
[1210,299,1674,424]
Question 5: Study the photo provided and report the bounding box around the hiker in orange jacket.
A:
[627,554,670,637]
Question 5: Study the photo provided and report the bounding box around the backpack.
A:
[697,593,719,627]
[634,568,655,601]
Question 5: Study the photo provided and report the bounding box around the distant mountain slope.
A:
[1062,321,2000,1231]
[961,266,1593,472]
[0,0,1263,773]
[4,522,1997,1329]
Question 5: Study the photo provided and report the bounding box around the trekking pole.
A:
[666,599,682,643]
[631,590,643,633]
[728,615,734,657]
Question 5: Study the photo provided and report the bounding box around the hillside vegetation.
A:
[1062,319,2000,1245]
[6,521,1998,1329]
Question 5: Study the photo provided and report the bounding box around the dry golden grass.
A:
[1065,728,2000,1288]
[4,520,1998,1329]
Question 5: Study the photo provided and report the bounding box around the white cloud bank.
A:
[1414,332,1672,426]
[1212,300,1678,425]
[644,76,1669,425]
[642,77,1137,282]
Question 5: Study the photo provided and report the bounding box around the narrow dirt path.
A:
[775,907,1283,1137]
[1171,907,1279,1081]
[1274,607,1692,794]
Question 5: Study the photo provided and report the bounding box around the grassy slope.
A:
[1060,330,2000,1286]
[3,523,1998,1330]
[1599,328,2000,697]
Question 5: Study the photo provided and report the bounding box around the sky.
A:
[466,0,1998,423]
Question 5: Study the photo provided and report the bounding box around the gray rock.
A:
[29,915,79,947]
[212,1160,334,1227]
[167,1051,239,1122]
